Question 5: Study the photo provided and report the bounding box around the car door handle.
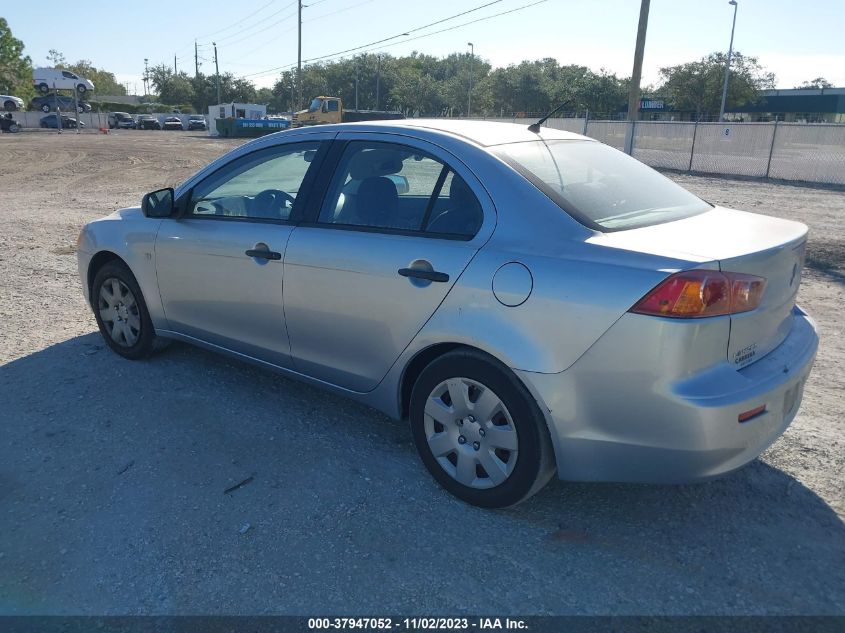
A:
[245,249,281,260]
[398,268,449,283]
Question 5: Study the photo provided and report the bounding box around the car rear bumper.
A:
[518,305,818,483]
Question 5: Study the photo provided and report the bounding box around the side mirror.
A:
[141,188,175,218]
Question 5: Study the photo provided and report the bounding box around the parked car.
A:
[31,95,91,113]
[33,67,95,95]
[136,114,162,130]
[76,120,818,508]
[40,113,85,129]
[187,115,207,131]
[0,113,21,132]
[1,95,25,111]
[163,116,184,131]
[108,112,136,129]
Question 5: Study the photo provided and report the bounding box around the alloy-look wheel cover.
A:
[424,377,519,489]
[98,278,141,347]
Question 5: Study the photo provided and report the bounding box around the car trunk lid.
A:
[590,206,808,368]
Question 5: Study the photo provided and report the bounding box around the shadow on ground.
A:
[1,334,843,615]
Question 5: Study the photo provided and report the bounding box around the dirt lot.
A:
[0,130,843,615]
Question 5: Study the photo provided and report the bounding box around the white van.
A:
[33,68,95,95]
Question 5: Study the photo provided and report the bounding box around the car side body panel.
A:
[77,208,166,329]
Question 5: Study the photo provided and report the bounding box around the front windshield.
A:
[307,98,322,113]
[493,139,710,231]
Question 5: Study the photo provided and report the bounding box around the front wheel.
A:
[38,83,49,94]
[92,261,160,360]
[409,349,556,508]
[4,100,17,111]
[76,84,87,95]
[41,104,50,113]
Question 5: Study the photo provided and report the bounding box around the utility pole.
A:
[143,58,149,96]
[355,60,359,110]
[297,0,302,110]
[174,54,177,74]
[467,42,474,117]
[719,0,739,122]
[376,54,382,110]
[624,0,650,154]
[213,42,221,105]
[195,41,199,78]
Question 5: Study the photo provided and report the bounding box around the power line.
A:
[220,0,369,71]
[305,0,377,23]
[359,0,549,56]
[204,1,298,46]
[303,0,505,62]
[235,0,543,81]
[195,0,283,40]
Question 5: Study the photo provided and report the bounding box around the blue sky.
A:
[5,0,845,92]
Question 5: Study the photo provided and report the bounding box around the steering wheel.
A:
[251,189,296,219]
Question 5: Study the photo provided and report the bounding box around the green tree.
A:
[0,18,33,101]
[796,77,833,90]
[658,52,775,120]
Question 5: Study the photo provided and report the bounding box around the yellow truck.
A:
[292,96,404,127]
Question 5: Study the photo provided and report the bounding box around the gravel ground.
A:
[0,131,843,615]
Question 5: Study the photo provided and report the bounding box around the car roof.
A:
[301,118,590,147]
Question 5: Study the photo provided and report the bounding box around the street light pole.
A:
[297,0,302,109]
[213,42,221,105]
[376,54,381,110]
[467,42,474,117]
[718,0,739,122]
[143,58,149,96]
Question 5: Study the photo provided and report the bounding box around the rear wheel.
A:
[92,261,160,360]
[38,83,49,94]
[76,84,87,95]
[41,104,50,113]
[409,349,556,508]
[4,100,16,111]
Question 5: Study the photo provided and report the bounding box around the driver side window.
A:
[189,142,321,221]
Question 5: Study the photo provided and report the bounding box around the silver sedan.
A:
[76,120,818,507]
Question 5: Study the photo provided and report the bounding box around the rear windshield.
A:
[493,139,710,231]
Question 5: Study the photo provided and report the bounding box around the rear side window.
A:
[318,141,482,239]
[493,139,710,231]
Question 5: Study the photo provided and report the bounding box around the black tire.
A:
[9,123,19,133]
[409,349,556,508]
[91,260,159,360]
[76,84,87,95]
[38,83,49,94]
[41,104,50,113]
[4,100,16,111]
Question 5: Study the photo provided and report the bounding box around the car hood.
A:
[106,206,144,221]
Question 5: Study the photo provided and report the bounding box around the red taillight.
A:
[631,270,766,318]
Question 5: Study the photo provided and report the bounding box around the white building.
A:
[207,103,267,136]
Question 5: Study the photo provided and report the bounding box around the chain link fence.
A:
[470,117,845,186]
